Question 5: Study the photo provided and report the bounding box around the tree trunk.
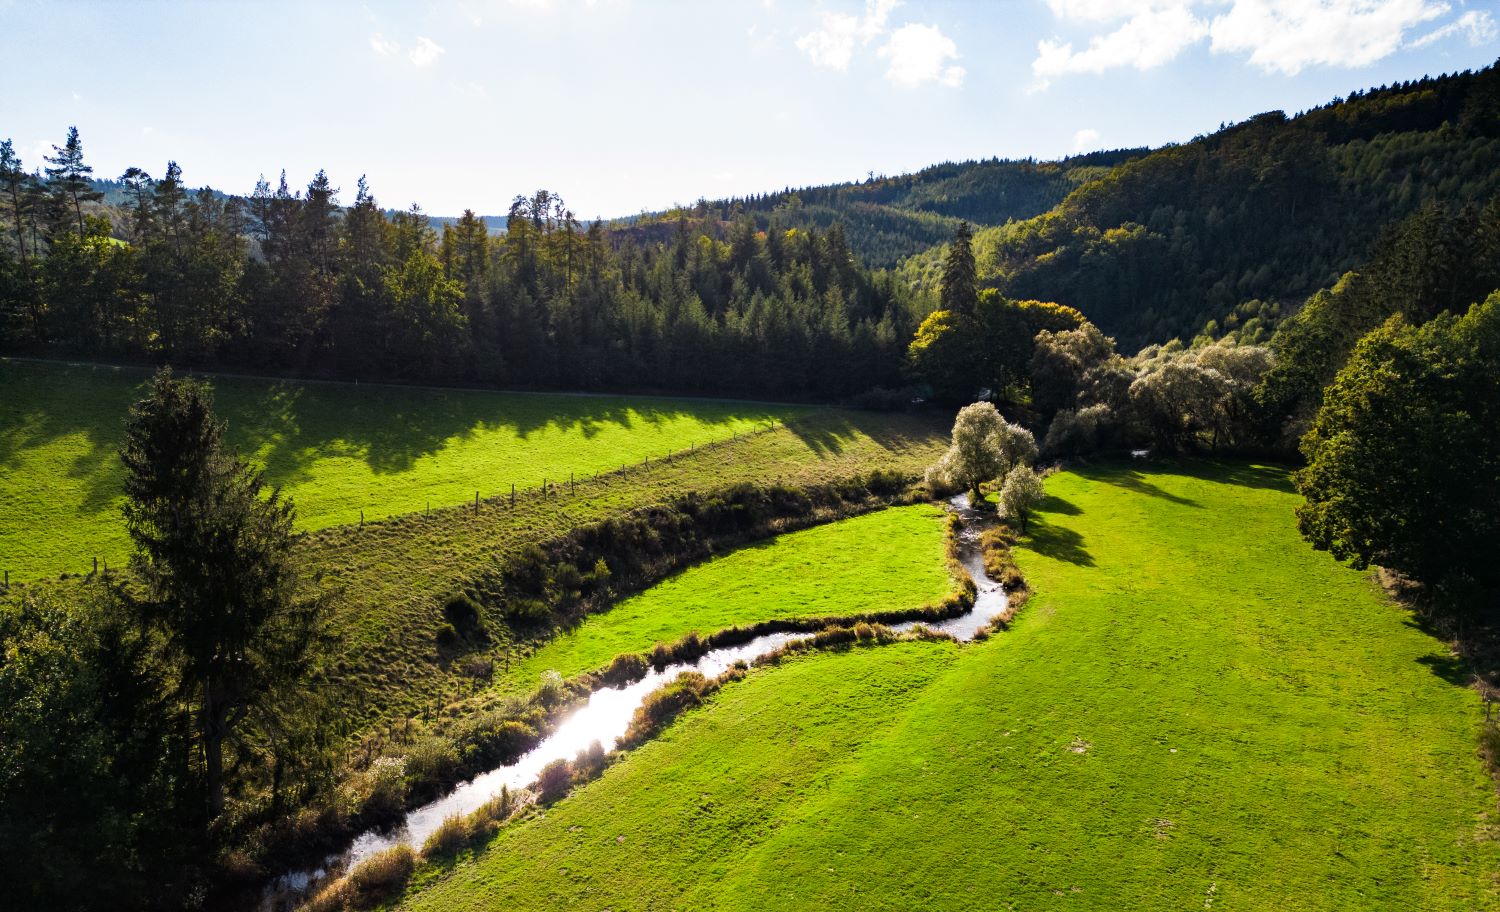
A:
[200,680,226,822]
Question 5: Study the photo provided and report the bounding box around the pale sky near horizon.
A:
[2,0,1497,219]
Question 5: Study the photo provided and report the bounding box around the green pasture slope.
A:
[495,503,951,697]
[399,462,1498,911]
[0,359,803,581]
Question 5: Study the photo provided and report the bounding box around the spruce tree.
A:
[941,220,978,317]
[43,126,103,236]
[120,369,327,823]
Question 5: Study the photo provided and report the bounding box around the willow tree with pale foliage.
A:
[927,402,1037,500]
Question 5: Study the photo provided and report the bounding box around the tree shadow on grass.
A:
[1173,459,1296,494]
[1024,514,1094,566]
[1040,494,1081,515]
[1414,649,1472,686]
[1075,465,1203,508]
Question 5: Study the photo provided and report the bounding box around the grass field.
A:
[0,359,804,581]
[234,387,948,733]
[397,461,1499,911]
[492,504,950,698]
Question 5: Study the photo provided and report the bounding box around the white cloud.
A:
[1209,0,1447,75]
[1033,0,1472,86]
[879,22,965,87]
[408,36,446,67]
[1409,9,1497,48]
[370,32,399,56]
[1032,2,1207,89]
[1073,127,1101,151]
[796,0,899,71]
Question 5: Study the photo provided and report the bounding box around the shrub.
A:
[649,640,673,670]
[536,669,565,705]
[434,623,459,647]
[575,739,607,777]
[502,597,550,624]
[853,621,876,641]
[452,713,538,768]
[402,737,461,797]
[347,845,415,907]
[442,592,486,639]
[421,814,471,859]
[302,877,353,912]
[339,756,407,821]
[601,651,648,685]
[1482,722,1500,776]
[536,758,573,804]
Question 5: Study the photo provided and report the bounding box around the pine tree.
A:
[941,221,978,317]
[1,140,26,258]
[43,126,103,236]
[120,369,327,824]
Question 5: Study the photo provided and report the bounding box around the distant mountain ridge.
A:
[607,149,1147,269]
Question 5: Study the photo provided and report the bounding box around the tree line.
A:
[0,130,919,400]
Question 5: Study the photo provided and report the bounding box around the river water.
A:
[263,495,1004,909]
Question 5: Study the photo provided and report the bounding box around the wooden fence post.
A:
[475,491,480,513]
[93,556,98,575]
[511,483,516,506]
[360,509,364,528]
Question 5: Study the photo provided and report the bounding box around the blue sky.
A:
[1,0,1497,219]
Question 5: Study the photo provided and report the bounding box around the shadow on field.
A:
[1039,494,1082,515]
[782,410,947,457]
[1414,649,1471,686]
[1077,466,1203,508]
[1025,514,1094,566]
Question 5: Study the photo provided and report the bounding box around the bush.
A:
[402,737,461,797]
[1482,722,1500,776]
[347,845,415,907]
[649,640,673,670]
[601,651,648,685]
[339,756,407,821]
[451,713,539,768]
[421,814,471,859]
[536,669,565,705]
[853,621,876,640]
[442,592,487,641]
[536,758,573,804]
[575,739,607,777]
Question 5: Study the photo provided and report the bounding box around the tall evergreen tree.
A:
[43,126,103,236]
[120,369,327,823]
[941,220,978,318]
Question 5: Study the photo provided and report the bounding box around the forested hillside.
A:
[616,149,1143,269]
[901,64,1500,349]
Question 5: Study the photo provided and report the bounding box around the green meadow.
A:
[0,359,804,581]
[495,503,951,696]
[398,462,1498,911]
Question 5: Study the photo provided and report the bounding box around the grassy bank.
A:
[0,358,804,581]
[265,403,948,735]
[395,461,1498,911]
[490,503,951,698]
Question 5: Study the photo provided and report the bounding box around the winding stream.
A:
[263,494,1004,909]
